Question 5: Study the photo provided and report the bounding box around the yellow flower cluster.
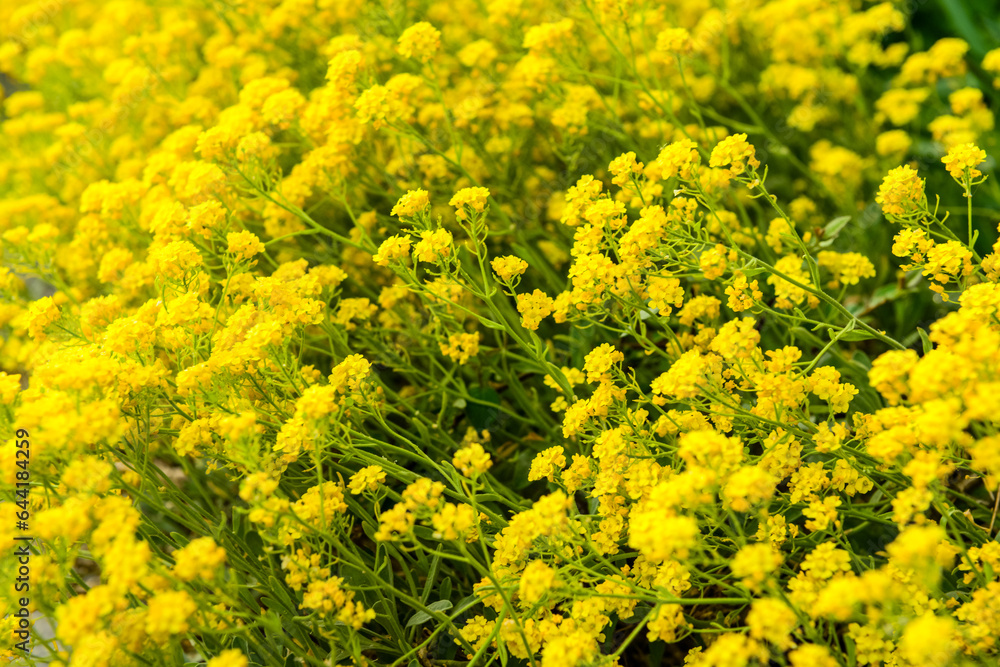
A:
[3,0,1000,665]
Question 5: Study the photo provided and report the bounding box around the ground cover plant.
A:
[2,0,1000,665]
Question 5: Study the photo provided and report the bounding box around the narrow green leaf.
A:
[837,330,874,342]
[823,215,852,240]
[405,600,454,627]
[467,386,502,431]
[917,327,933,355]
[439,576,452,603]
[422,554,441,605]
[265,576,297,612]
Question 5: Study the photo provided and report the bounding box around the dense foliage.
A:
[2,1,1000,666]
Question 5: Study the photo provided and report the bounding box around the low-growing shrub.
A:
[1,1,1000,666]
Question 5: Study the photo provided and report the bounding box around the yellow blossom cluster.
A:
[3,0,1000,666]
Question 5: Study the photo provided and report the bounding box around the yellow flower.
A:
[413,229,453,263]
[540,629,598,667]
[27,296,60,340]
[334,298,378,331]
[455,616,497,658]
[95,248,133,285]
[724,271,762,312]
[522,19,575,53]
[875,129,912,157]
[583,343,624,383]
[651,139,700,181]
[803,496,841,532]
[647,604,685,642]
[984,47,1000,87]
[941,142,987,182]
[655,28,693,56]
[789,644,838,667]
[145,590,197,641]
[397,22,441,63]
[518,560,556,607]
[207,649,249,667]
[373,235,412,266]
[349,465,387,494]
[897,613,958,667]
[440,332,480,364]
[491,255,528,281]
[186,200,225,237]
[700,244,729,280]
[875,88,931,125]
[449,186,491,222]
[747,598,797,649]
[234,131,275,162]
[730,543,782,591]
[326,49,364,89]
[172,537,227,582]
[391,189,430,218]
[453,442,492,477]
[709,133,760,175]
[148,240,202,280]
[607,151,643,186]
[709,317,760,360]
[723,466,776,512]
[302,577,376,629]
[817,251,876,287]
[430,503,478,541]
[516,289,554,330]
[355,85,401,129]
[528,446,566,482]
[629,510,699,562]
[0,372,21,404]
[647,275,684,314]
[226,230,265,261]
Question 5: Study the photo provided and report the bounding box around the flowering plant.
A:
[2,1,1000,666]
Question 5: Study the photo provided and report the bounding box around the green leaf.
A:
[917,327,933,355]
[649,635,666,666]
[456,594,480,613]
[361,520,377,543]
[422,554,441,605]
[373,598,404,639]
[791,326,824,348]
[439,576,452,602]
[740,264,769,278]
[850,351,873,371]
[266,576,298,612]
[935,0,988,57]
[512,448,535,490]
[414,525,436,541]
[215,511,228,540]
[466,386,502,431]
[866,283,904,312]
[533,332,546,359]
[823,215,852,240]
[405,600,454,627]
[837,330,874,342]
[243,529,266,560]
[479,317,507,330]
